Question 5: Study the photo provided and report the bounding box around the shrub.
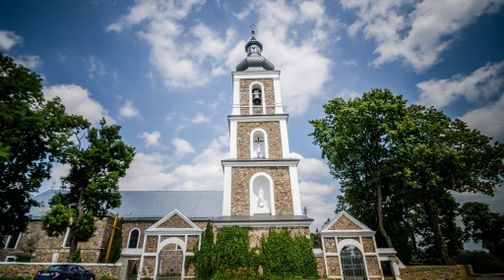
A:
[195,221,216,279]
[70,247,82,262]
[214,226,251,272]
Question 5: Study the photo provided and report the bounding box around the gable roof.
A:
[147,209,201,231]
[320,210,374,233]
[29,190,223,220]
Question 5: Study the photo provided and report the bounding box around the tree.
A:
[0,54,86,240]
[310,89,407,249]
[42,120,134,259]
[311,89,504,264]
[460,202,504,260]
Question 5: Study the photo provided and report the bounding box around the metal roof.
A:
[29,190,223,220]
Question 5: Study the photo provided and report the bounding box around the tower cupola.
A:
[236,25,275,71]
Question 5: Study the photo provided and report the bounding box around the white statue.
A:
[258,187,265,208]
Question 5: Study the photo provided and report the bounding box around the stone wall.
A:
[323,237,337,253]
[399,265,470,280]
[236,121,283,159]
[247,227,309,248]
[158,214,191,228]
[326,256,341,277]
[0,262,122,277]
[231,167,293,216]
[0,218,111,263]
[315,256,326,278]
[121,221,153,250]
[330,215,362,230]
[239,78,275,115]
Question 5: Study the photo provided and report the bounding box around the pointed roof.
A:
[236,25,275,71]
[320,210,375,233]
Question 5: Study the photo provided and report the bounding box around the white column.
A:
[222,166,232,216]
[229,121,237,158]
[289,166,302,215]
[232,78,240,115]
[273,77,284,114]
[279,119,290,157]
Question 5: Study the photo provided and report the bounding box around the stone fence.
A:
[0,262,123,278]
[399,264,471,280]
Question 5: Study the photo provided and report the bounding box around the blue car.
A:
[34,264,95,280]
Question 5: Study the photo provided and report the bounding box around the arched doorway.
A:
[340,245,367,280]
[157,238,186,280]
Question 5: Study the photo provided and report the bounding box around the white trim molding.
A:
[289,166,302,215]
[249,172,276,216]
[228,114,288,123]
[222,165,232,216]
[221,159,299,168]
[249,81,266,114]
[127,228,141,249]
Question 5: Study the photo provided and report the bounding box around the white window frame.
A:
[249,172,276,216]
[127,228,141,249]
[250,128,269,159]
[4,232,21,249]
[249,82,265,114]
[4,256,16,262]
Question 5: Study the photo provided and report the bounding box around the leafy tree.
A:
[0,54,87,240]
[311,89,504,264]
[195,221,215,279]
[460,202,504,260]
[310,89,407,249]
[42,120,135,259]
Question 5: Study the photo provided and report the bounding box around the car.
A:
[34,264,95,280]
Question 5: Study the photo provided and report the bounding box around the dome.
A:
[235,28,275,71]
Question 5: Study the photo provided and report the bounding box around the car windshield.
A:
[47,265,71,271]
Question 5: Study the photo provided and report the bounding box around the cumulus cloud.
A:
[342,0,504,71]
[460,93,504,141]
[227,0,338,114]
[44,84,114,124]
[171,137,195,158]
[15,55,42,69]
[107,0,236,88]
[139,131,161,147]
[417,61,504,108]
[120,136,228,190]
[119,100,140,118]
[0,30,22,51]
[182,112,210,124]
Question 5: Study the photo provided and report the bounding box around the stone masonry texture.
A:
[326,256,341,277]
[330,215,362,230]
[362,237,376,253]
[399,265,470,280]
[236,121,283,159]
[0,218,111,263]
[323,237,337,253]
[365,256,381,276]
[239,78,275,115]
[158,214,191,228]
[231,166,293,216]
[121,221,153,250]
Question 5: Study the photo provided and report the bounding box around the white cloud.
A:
[417,61,504,108]
[139,131,161,147]
[343,60,358,67]
[15,55,42,69]
[300,180,339,230]
[171,137,195,158]
[342,0,504,71]
[120,136,228,191]
[119,100,140,118]
[337,88,361,100]
[227,0,338,115]
[182,112,210,124]
[460,93,504,141]
[44,84,114,124]
[107,0,237,88]
[0,30,22,51]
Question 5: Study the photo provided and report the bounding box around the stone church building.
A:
[1,32,399,280]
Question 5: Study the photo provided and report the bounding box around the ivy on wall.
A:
[194,225,318,279]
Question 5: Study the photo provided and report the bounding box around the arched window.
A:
[249,173,275,216]
[340,245,366,278]
[128,228,140,249]
[249,82,265,114]
[250,129,268,158]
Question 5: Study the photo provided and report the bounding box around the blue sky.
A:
[1,0,504,230]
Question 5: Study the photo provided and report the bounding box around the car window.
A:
[77,266,86,272]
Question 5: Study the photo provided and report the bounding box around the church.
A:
[1,31,398,280]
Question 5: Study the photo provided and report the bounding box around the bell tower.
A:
[222,27,304,219]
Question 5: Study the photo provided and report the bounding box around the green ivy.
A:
[214,226,251,272]
[195,221,215,279]
[70,247,82,262]
[108,218,123,263]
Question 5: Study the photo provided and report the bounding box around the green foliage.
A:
[42,195,73,236]
[260,230,318,278]
[42,119,135,259]
[456,251,504,273]
[310,89,504,265]
[460,202,504,260]
[214,226,251,272]
[0,54,88,238]
[70,247,82,262]
[195,221,216,279]
[0,277,33,280]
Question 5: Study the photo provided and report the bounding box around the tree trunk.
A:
[377,185,394,248]
[68,184,85,261]
[423,198,451,264]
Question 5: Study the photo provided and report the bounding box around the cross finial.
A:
[250,24,256,38]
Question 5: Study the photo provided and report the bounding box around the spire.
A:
[236,25,275,71]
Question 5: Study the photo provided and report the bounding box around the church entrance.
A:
[340,245,367,280]
[156,238,186,280]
